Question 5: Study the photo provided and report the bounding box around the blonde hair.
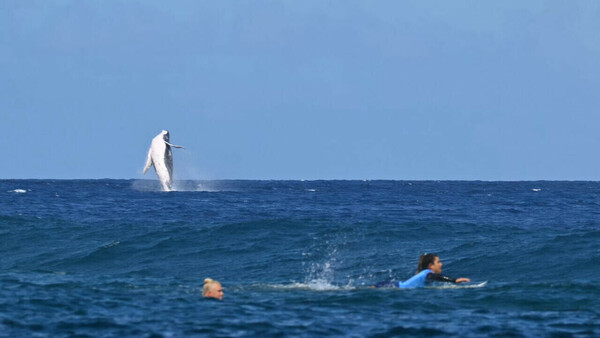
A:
[203,278,220,296]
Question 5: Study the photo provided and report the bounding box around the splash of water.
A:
[301,243,344,290]
[305,260,339,290]
[131,180,225,192]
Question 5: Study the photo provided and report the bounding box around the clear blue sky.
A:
[2,1,599,180]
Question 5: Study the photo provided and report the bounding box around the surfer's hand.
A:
[455,278,470,283]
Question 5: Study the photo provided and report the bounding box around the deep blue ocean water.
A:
[1,179,599,337]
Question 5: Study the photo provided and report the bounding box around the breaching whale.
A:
[143,130,184,191]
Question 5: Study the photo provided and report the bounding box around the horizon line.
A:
[2,178,600,183]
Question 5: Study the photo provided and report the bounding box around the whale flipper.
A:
[143,148,153,174]
[165,141,184,149]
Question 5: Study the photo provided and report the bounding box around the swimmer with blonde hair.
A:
[203,278,224,300]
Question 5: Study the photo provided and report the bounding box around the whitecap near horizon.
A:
[9,189,27,193]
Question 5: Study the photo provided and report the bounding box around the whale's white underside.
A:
[143,130,183,191]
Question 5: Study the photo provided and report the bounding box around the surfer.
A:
[374,253,470,288]
[203,278,224,300]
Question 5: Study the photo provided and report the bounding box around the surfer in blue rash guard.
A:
[374,253,470,288]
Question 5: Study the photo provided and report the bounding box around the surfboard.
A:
[429,281,487,289]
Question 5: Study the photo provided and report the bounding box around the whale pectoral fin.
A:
[143,150,153,174]
[143,162,152,174]
[164,141,184,149]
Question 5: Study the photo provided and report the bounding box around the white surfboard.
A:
[429,281,488,289]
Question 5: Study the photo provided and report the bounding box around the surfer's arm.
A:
[427,273,470,283]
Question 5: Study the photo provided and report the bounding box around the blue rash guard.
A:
[398,269,432,288]
[374,269,458,288]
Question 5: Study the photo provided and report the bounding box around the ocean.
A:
[1,180,599,336]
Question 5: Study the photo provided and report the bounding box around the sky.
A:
[2,0,600,180]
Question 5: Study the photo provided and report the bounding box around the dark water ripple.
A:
[1,180,599,336]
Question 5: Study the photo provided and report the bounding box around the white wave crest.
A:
[254,282,354,291]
